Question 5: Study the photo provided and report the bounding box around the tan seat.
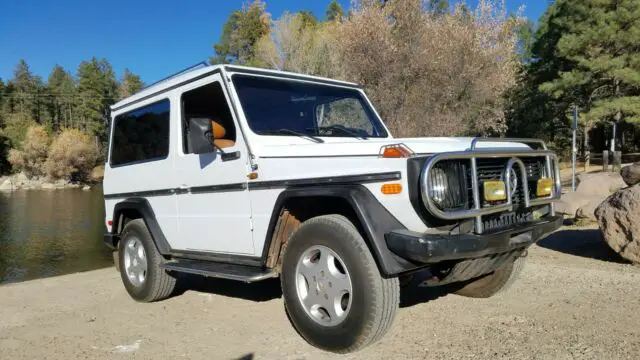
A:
[211,120,235,149]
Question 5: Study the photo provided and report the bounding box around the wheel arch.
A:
[261,185,417,277]
[109,197,171,255]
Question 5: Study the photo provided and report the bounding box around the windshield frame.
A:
[228,72,391,140]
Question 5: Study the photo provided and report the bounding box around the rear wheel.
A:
[118,219,176,302]
[454,256,526,298]
[280,214,399,353]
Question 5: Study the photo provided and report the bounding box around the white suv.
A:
[103,64,562,353]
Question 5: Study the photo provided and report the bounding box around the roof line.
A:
[110,64,362,112]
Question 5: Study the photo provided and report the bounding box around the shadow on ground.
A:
[172,274,282,302]
[169,267,457,308]
[233,353,254,360]
[399,270,459,308]
[536,228,627,263]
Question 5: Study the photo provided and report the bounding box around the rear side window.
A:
[110,99,170,166]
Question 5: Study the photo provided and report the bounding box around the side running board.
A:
[160,259,277,283]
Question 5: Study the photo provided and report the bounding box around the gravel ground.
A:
[1,225,639,360]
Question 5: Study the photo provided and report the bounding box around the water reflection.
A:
[0,187,112,284]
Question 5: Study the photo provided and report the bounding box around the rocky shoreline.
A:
[0,173,93,191]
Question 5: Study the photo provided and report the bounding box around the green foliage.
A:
[428,0,449,16]
[325,0,343,22]
[76,57,118,137]
[297,10,317,28]
[210,0,271,65]
[47,65,76,131]
[539,0,640,126]
[0,58,141,170]
[506,0,640,156]
[119,68,145,99]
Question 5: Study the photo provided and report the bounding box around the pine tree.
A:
[11,60,40,122]
[211,0,271,65]
[325,0,343,22]
[428,0,449,16]
[48,65,76,130]
[118,68,144,99]
[76,57,117,140]
[539,0,640,152]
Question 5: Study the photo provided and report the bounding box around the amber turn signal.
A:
[536,178,553,196]
[483,180,506,201]
[381,183,402,195]
[380,144,414,158]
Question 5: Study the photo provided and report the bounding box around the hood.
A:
[253,137,533,158]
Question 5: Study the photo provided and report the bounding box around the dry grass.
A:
[7,125,51,178]
[44,128,99,182]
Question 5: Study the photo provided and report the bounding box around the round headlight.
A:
[428,167,449,206]
[427,162,466,210]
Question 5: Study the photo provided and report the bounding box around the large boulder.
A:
[594,184,640,264]
[556,172,626,221]
[575,172,626,198]
[620,162,640,186]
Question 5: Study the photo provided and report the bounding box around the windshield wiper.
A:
[270,129,324,143]
[315,125,368,139]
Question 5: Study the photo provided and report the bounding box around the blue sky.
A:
[0,0,549,84]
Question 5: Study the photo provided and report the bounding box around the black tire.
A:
[454,256,526,298]
[118,219,176,302]
[280,214,399,353]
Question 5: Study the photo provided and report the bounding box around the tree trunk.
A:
[584,124,590,171]
[612,79,621,152]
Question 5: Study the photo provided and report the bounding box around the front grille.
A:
[426,156,549,212]
[474,157,547,207]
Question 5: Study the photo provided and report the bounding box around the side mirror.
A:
[188,118,215,154]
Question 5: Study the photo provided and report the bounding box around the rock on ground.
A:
[620,162,640,186]
[595,184,640,264]
[575,172,626,198]
[557,171,626,221]
[0,178,14,191]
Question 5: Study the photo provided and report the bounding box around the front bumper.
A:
[385,215,562,264]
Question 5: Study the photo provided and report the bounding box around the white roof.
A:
[110,64,360,111]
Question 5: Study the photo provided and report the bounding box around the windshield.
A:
[231,74,388,139]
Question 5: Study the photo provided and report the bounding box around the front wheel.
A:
[453,255,526,298]
[280,214,399,353]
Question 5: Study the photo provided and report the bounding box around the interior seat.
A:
[211,119,235,149]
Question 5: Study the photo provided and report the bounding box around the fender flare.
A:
[110,197,172,255]
[261,185,417,276]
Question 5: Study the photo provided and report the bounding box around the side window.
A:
[181,81,236,154]
[315,98,373,133]
[110,99,170,166]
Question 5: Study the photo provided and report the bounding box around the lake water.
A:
[0,186,113,284]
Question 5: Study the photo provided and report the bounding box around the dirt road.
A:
[1,225,639,360]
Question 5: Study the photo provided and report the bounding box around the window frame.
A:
[108,97,171,168]
[179,80,237,156]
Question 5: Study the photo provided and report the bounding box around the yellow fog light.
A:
[483,180,506,201]
[537,178,553,196]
